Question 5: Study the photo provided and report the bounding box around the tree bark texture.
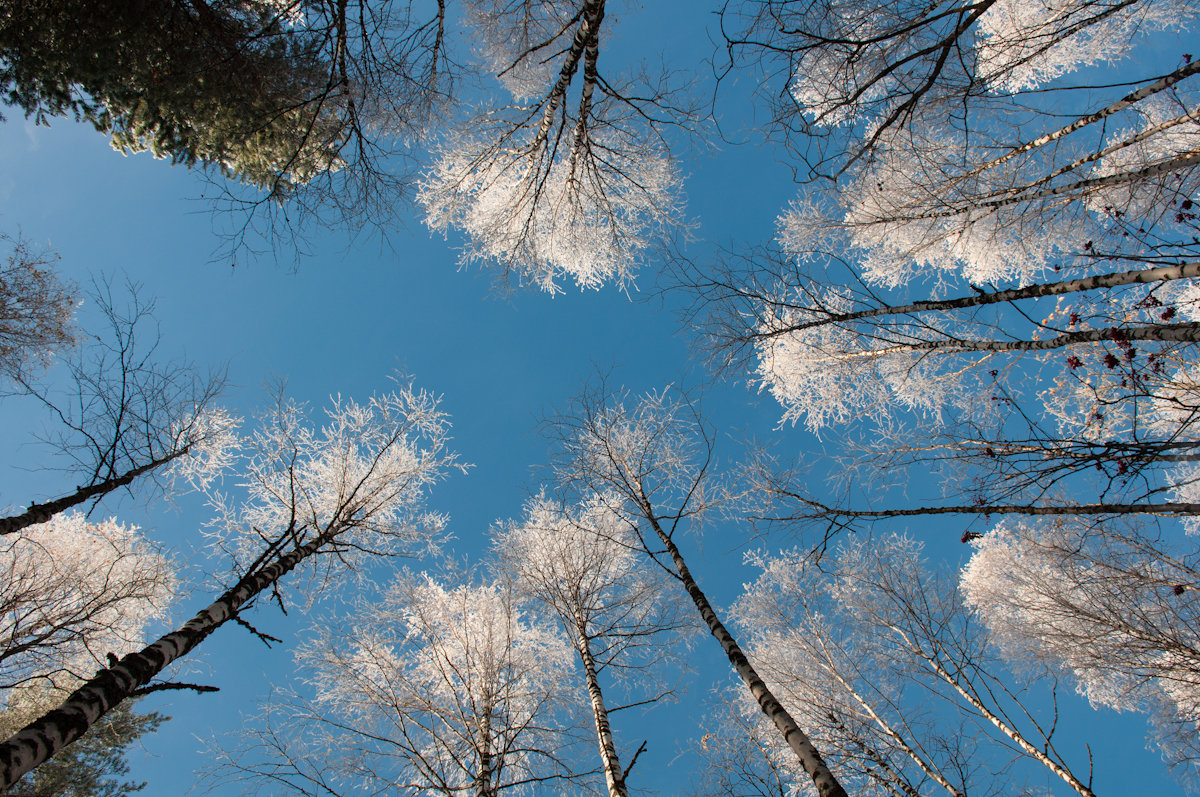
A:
[0,528,328,788]
[788,497,1200,520]
[573,619,627,797]
[769,262,1200,338]
[641,510,848,797]
[533,0,605,152]
[900,321,1200,354]
[972,59,1200,175]
[475,709,495,797]
[0,450,185,535]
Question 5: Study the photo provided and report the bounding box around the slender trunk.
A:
[0,527,330,788]
[850,321,1200,360]
[475,709,494,797]
[0,450,187,535]
[824,711,922,797]
[767,262,1200,338]
[573,618,627,797]
[878,150,1200,222]
[640,508,847,797]
[823,665,962,796]
[890,627,1096,797]
[779,492,1200,520]
[885,437,1200,464]
[567,0,603,179]
[969,60,1200,175]
[972,111,1199,206]
[532,0,605,153]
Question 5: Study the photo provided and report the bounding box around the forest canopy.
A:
[0,1,1197,795]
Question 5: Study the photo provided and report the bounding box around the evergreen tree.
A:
[1,702,164,797]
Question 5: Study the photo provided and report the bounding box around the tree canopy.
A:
[0,0,1197,794]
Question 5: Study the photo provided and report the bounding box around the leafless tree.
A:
[0,235,76,382]
[543,383,848,797]
[0,384,458,788]
[0,282,235,535]
[732,534,1098,796]
[692,695,804,797]
[962,516,1200,776]
[681,238,1200,536]
[494,493,690,796]
[211,572,588,797]
[0,513,174,695]
[3,0,458,260]
[419,0,695,292]
[210,0,460,259]
[718,0,1199,180]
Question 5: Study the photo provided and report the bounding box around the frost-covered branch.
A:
[0,384,457,787]
[419,0,689,292]
[1,282,237,534]
[544,385,849,797]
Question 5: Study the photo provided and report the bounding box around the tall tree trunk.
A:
[639,504,848,797]
[824,711,924,797]
[0,449,186,535]
[823,665,962,796]
[779,492,1200,521]
[0,526,328,788]
[532,0,605,152]
[895,321,1200,355]
[475,709,494,797]
[893,150,1200,220]
[573,617,627,797]
[767,261,1200,338]
[889,626,1096,797]
[971,59,1200,175]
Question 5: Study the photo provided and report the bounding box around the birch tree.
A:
[963,517,1200,776]
[0,384,457,787]
[0,513,175,694]
[0,284,237,535]
[776,88,1200,289]
[0,235,76,381]
[685,234,1200,530]
[0,698,163,797]
[721,0,1198,179]
[545,385,848,797]
[692,695,798,797]
[719,0,1200,324]
[210,573,583,796]
[732,534,1098,796]
[687,243,1200,426]
[419,0,687,292]
[0,510,172,796]
[494,494,688,796]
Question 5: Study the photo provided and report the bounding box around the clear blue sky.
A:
[0,1,1187,794]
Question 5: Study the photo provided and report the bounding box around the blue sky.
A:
[0,2,1190,793]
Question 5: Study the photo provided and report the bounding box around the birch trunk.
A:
[905,321,1200,352]
[640,508,847,797]
[532,0,605,152]
[969,59,1200,175]
[886,150,1200,221]
[0,526,329,788]
[824,665,963,796]
[889,626,1096,797]
[768,262,1200,338]
[475,709,494,797]
[784,493,1200,520]
[0,449,187,535]
[573,618,627,797]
